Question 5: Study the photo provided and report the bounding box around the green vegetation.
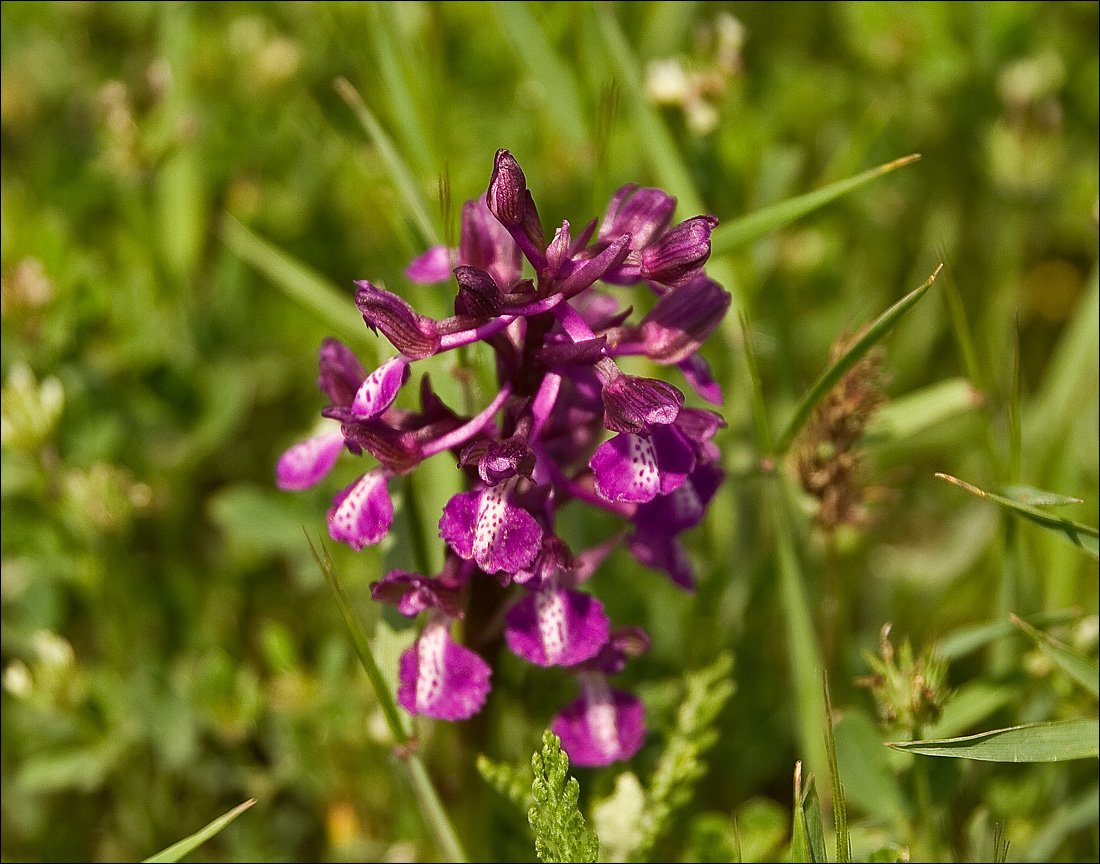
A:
[2,2,1097,861]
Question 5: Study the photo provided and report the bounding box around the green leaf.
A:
[937,609,1079,662]
[220,214,373,353]
[866,377,981,442]
[887,719,1100,762]
[711,154,921,255]
[936,473,1099,560]
[333,77,440,248]
[142,799,255,864]
[529,731,600,864]
[634,652,737,859]
[866,844,910,863]
[791,763,828,863]
[593,3,704,217]
[776,266,941,456]
[490,1,588,143]
[477,753,533,810]
[1001,485,1085,507]
[1010,614,1100,698]
[823,677,851,864]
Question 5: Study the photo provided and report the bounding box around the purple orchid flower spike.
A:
[279,149,732,761]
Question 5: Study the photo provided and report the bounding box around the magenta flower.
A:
[278,149,731,765]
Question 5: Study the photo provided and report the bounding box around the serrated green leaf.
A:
[477,753,533,810]
[936,473,1099,560]
[529,731,600,864]
[777,266,941,456]
[887,719,1099,762]
[711,154,921,254]
[1010,614,1100,698]
[142,799,254,864]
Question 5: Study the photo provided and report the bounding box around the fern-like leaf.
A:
[529,731,600,864]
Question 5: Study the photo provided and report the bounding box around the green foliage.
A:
[1,1,1097,861]
[143,799,255,864]
[528,731,600,864]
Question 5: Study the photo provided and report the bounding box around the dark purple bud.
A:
[371,569,466,618]
[599,185,677,250]
[641,215,719,288]
[639,277,731,364]
[355,281,441,359]
[601,368,684,435]
[459,197,522,290]
[487,149,527,227]
[478,436,536,485]
[453,266,504,317]
[318,338,366,407]
[589,625,651,675]
[556,234,632,298]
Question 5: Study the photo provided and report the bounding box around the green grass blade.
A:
[936,473,1099,560]
[1001,486,1085,507]
[791,763,828,863]
[866,376,981,443]
[937,609,1080,662]
[1010,614,1100,699]
[490,1,588,143]
[220,214,373,353]
[887,719,1100,762]
[776,266,941,456]
[823,676,851,863]
[711,154,921,255]
[593,3,704,217]
[334,77,440,248]
[142,799,255,863]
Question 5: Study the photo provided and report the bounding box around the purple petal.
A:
[551,675,646,766]
[327,470,394,550]
[678,354,724,405]
[633,461,725,537]
[504,587,609,667]
[276,426,345,491]
[453,266,504,317]
[601,371,684,435]
[351,356,410,419]
[406,245,454,283]
[599,185,677,250]
[590,433,660,503]
[318,338,367,407]
[640,277,731,365]
[354,281,441,359]
[627,531,695,590]
[439,485,543,574]
[398,619,491,720]
[641,215,718,288]
[459,197,522,291]
[370,570,465,618]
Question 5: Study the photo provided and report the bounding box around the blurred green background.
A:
[2,2,1097,861]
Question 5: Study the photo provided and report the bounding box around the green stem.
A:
[308,534,468,862]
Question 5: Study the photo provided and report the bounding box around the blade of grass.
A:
[865,376,981,443]
[711,154,921,255]
[937,609,1080,662]
[823,676,851,864]
[887,719,1099,762]
[936,473,1098,560]
[593,2,704,217]
[220,214,373,353]
[776,266,942,456]
[142,799,255,864]
[791,762,828,863]
[1010,614,1100,698]
[307,534,468,863]
[490,1,588,143]
[334,77,440,248]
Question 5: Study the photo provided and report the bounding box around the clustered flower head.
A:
[278,150,730,766]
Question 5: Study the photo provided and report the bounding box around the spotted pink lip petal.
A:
[397,619,491,720]
[276,427,345,490]
[551,674,646,766]
[590,433,660,503]
[327,470,394,550]
[439,484,542,575]
[504,587,609,667]
[351,356,410,419]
